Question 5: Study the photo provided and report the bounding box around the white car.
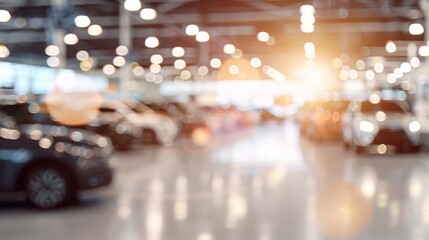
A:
[103,101,179,146]
[342,100,421,153]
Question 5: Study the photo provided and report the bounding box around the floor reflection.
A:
[1,121,429,240]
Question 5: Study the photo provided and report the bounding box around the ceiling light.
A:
[45,45,60,56]
[210,58,222,68]
[257,32,270,42]
[400,62,412,73]
[223,44,236,54]
[0,45,10,58]
[88,24,103,36]
[387,73,396,84]
[64,33,79,45]
[132,66,144,76]
[300,5,315,15]
[300,24,314,33]
[116,46,129,56]
[304,42,315,52]
[180,70,191,80]
[140,8,157,20]
[419,45,429,56]
[103,64,115,75]
[410,57,420,68]
[229,65,240,75]
[365,70,375,80]
[150,54,163,64]
[76,50,89,61]
[46,56,61,68]
[385,41,396,53]
[174,59,186,70]
[409,23,424,35]
[356,60,365,70]
[74,15,91,28]
[185,24,199,36]
[124,0,141,11]
[300,13,315,24]
[172,47,185,57]
[145,36,159,48]
[198,66,209,76]
[374,63,384,73]
[80,59,93,72]
[150,64,161,73]
[250,57,262,68]
[0,10,11,22]
[196,31,210,42]
[113,56,126,67]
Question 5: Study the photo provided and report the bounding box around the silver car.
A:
[342,100,422,153]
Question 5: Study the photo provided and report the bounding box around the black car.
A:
[0,115,115,209]
[0,102,141,151]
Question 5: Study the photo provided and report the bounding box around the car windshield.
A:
[361,101,405,113]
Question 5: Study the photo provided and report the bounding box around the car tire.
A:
[142,129,157,145]
[25,165,73,209]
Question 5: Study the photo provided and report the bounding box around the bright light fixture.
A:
[46,56,61,68]
[0,45,9,58]
[64,33,79,45]
[0,10,11,22]
[113,56,126,67]
[145,36,159,48]
[103,64,116,75]
[257,32,270,42]
[116,46,129,56]
[172,47,185,57]
[88,24,103,36]
[385,41,396,53]
[409,23,424,35]
[140,8,157,20]
[76,50,89,61]
[210,58,222,68]
[124,0,141,11]
[185,24,199,36]
[250,57,262,68]
[74,15,91,28]
[196,31,210,42]
[45,45,60,56]
[174,59,186,70]
[150,54,163,64]
[223,44,236,54]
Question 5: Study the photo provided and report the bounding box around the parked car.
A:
[0,103,141,151]
[307,100,349,141]
[145,101,207,134]
[342,100,421,153]
[106,101,179,145]
[0,114,115,209]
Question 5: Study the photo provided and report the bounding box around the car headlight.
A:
[409,120,421,133]
[359,120,375,133]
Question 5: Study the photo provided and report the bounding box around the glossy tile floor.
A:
[2,121,429,240]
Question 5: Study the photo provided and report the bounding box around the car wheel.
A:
[142,129,157,145]
[25,165,73,209]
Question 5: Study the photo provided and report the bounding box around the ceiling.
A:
[0,0,424,79]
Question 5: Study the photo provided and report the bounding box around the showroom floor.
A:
[1,121,429,240]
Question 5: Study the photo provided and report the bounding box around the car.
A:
[0,114,115,209]
[307,100,349,141]
[145,101,207,135]
[105,101,179,146]
[342,99,422,153]
[0,102,141,151]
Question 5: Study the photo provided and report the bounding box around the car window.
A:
[361,101,405,113]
